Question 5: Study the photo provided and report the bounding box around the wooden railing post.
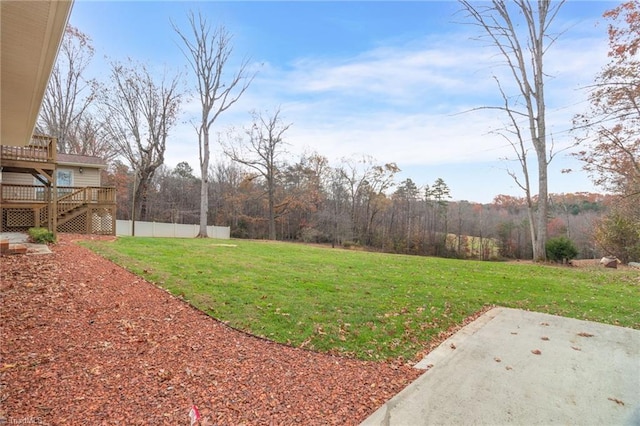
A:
[51,167,57,237]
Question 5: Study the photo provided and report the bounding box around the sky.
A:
[69,1,615,203]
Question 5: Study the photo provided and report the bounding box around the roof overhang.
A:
[57,153,108,169]
[1,1,73,147]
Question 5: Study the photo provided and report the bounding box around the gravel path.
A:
[0,235,421,425]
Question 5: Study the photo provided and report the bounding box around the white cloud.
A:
[165,17,607,202]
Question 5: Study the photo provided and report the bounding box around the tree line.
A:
[104,154,611,261]
[36,1,639,262]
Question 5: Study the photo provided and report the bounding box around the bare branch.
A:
[173,10,256,237]
[458,0,565,260]
[100,60,182,220]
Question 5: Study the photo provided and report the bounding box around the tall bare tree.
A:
[173,12,254,237]
[224,108,292,240]
[459,0,566,260]
[38,25,114,158]
[101,61,182,221]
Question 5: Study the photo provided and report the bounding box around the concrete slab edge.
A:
[413,306,504,370]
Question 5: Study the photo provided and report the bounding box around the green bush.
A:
[546,236,578,263]
[28,227,56,244]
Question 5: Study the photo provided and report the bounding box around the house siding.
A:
[70,167,101,187]
[1,172,33,185]
[1,166,101,187]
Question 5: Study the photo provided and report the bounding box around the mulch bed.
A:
[0,235,423,425]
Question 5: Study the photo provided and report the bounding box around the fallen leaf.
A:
[531,349,542,355]
[0,233,424,425]
[449,343,456,350]
[571,346,582,351]
[540,322,549,326]
[494,357,501,363]
[577,332,594,337]
[541,336,549,341]
[608,397,625,406]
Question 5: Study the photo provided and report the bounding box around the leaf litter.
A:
[0,235,421,424]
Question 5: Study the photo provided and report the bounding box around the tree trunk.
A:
[198,130,210,238]
[267,179,276,240]
[138,182,148,222]
[535,146,549,260]
[134,175,149,222]
[532,2,548,261]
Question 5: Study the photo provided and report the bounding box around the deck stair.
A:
[56,187,91,227]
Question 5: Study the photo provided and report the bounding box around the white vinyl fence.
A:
[116,220,230,239]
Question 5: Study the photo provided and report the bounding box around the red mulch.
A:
[0,235,423,425]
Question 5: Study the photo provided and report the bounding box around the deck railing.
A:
[0,135,56,163]
[56,187,116,217]
[1,184,116,204]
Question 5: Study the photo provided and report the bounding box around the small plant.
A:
[28,227,56,244]
[546,236,578,264]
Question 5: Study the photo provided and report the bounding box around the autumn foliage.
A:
[576,0,640,197]
[573,1,640,262]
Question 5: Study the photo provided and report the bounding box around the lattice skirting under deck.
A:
[1,206,115,235]
[2,208,36,231]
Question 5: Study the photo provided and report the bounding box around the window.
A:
[34,169,74,199]
[57,169,73,187]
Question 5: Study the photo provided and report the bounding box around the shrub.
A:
[299,227,321,243]
[593,206,640,264]
[546,236,578,263]
[28,227,56,244]
[342,241,360,249]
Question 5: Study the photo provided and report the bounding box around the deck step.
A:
[9,244,28,255]
[0,239,9,255]
[0,241,28,256]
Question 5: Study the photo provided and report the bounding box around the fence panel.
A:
[116,220,230,239]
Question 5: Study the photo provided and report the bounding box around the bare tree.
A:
[101,61,182,221]
[224,108,292,240]
[323,166,351,248]
[338,156,399,245]
[173,11,254,237]
[38,25,113,158]
[459,0,566,260]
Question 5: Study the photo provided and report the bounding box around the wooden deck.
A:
[1,135,117,235]
[0,135,56,172]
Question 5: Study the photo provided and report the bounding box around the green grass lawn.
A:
[82,237,640,362]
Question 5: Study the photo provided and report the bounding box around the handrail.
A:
[57,188,88,217]
[1,184,116,204]
[57,187,86,203]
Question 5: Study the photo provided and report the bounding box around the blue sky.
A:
[70,1,614,203]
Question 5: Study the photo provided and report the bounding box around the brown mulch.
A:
[0,235,423,425]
